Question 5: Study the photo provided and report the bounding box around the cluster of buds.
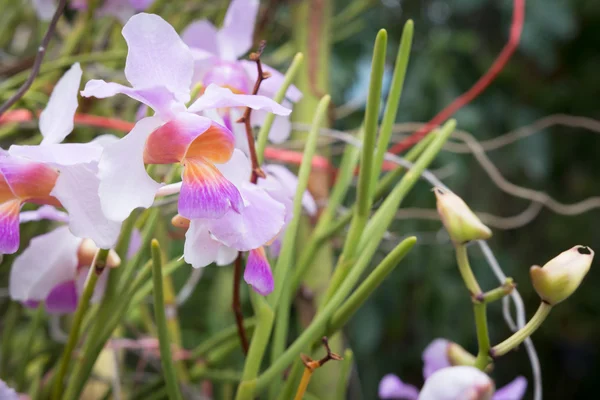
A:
[434,187,593,303]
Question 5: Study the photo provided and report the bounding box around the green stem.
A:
[482,279,515,303]
[323,29,387,304]
[473,302,491,370]
[15,304,45,391]
[190,318,256,359]
[0,303,19,375]
[491,302,553,357]
[150,239,183,400]
[268,94,331,309]
[255,53,304,164]
[328,237,417,334]
[251,236,416,395]
[52,248,110,400]
[455,244,482,295]
[335,349,354,400]
[371,20,414,182]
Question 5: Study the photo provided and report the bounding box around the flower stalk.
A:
[293,338,342,400]
[491,302,553,357]
[150,239,183,400]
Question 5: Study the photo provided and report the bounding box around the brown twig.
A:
[0,0,68,117]
[236,40,271,183]
[294,337,342,400]
[233,254,249,354]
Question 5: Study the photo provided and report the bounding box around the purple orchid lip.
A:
[243,247,274,296]
[45,280,79,314]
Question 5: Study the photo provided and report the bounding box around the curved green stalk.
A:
[492,302,552,357]
[336,349,354,400]
[52,249,109,400]
[455,244,482,295]
[256,53,304,164]
[150,239,183,400]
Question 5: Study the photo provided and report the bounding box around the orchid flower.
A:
[32,0,155,23]
[181,0,302,149]
[9,206,123,314]
[379,338,527,400]
[80,13,290,224]
[182,150,289,295]
[1,63,121,254]
[0,380,20,400]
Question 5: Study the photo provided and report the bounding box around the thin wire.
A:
[176,268,204,306]
[317,129,542,400]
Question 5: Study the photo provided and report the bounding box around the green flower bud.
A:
[434,187,492,243]
[530,245,594,305]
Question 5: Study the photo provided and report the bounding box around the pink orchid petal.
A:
[143,113,212,164]
[0,153,58,201]
[9,143,103,166]
[202,61,252,94]
[19,205,69,224]
[262,164,317,216]
[182,20,220,57]
[32,0,56,20]
[183,220,223,268]
[419,366,494,400]
[45,280,79,314]
[98,116,163,222]
[51,162,122,249]
[244,247,273,295]
[0,379,19,400]
[422,338,452,379]
[240,60,303,102]
[123,13,194,104]
[40,63,82,145]
[178,158,243,220]
[207,183,285,251]
[378,374,419,399]
[217,0,259,60]
[492,376,527,400]
[0,200,21,254]
[81,80,184,120]
[251,108,292,144]
[9,226,81,302]
[216,149,251,188]
[188,84,291,116]
[216,245,238,266]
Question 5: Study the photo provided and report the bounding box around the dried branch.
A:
[0,0,68,117]
[237,40,270,183]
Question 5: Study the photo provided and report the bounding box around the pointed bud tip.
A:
[434,187,492,243]
[530,245,594,305]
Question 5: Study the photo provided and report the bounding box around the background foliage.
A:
[1,0,598,399]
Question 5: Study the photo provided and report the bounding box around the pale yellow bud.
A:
[77,239,121,269]
[434,187,492,243]
[530,245,594,305]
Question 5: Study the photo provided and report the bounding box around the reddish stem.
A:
[389,0,525,154]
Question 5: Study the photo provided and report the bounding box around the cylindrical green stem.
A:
[473,302,491,370]
[52,248,109,400]
[150,239,183,400]
[16,304,45,391]
[482,279,515,303]
[455,244,482,295]
[335,349,354,400]
[492,302,553,357]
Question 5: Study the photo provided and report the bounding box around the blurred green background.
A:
[1,0,599,399]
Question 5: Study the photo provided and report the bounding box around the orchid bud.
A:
[434,187,492,243]
[447,342,477,367]
[419,366,494,400]
[530,245,594,305]
[77,239,121,269]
